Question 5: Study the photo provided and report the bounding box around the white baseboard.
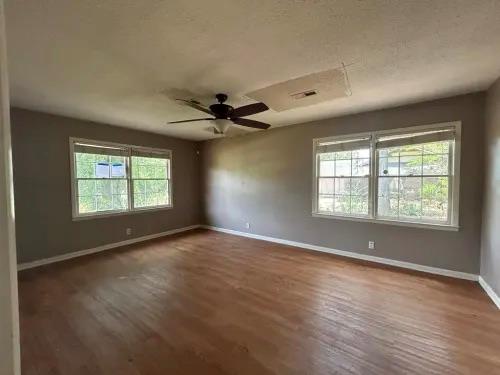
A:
[479,276,500,309]
[20,223,495,307]
[17,224,201,271]
[203,225,479,281]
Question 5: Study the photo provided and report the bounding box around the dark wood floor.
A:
[19,229,500,375]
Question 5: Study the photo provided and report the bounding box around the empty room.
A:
[1,0,500,374]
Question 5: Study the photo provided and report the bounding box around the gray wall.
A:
[11,108,201,263]
[201,93,485,274]
[481,78,500,294]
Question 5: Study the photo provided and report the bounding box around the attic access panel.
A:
[246,67,351,112]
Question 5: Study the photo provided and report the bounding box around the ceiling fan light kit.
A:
[169,93,271,135]
[214,119,232,134]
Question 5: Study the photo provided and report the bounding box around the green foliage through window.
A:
[315,127,458,227]
[73,143,171,217]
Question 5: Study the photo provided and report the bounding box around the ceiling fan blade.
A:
[168,118,214,124]
[176,99,213,115]
[231,102,269,118]
[231,118,271,130]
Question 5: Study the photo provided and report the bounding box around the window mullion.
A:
[127,149,133,211]
[370,136,377,220]
[447,142,454,225]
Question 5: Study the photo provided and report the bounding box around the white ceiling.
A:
[5,0,500,141]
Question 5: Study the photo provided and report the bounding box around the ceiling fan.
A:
[169,93,271,135]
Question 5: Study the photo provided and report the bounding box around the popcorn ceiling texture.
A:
[5,0,500,140]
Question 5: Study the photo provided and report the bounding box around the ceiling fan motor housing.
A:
[209,103,234,119]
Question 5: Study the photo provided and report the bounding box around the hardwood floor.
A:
[19,229,500,375]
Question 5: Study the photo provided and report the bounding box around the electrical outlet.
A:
[126,228,132,236]
[245,222,250,229]
[368,241,375,250]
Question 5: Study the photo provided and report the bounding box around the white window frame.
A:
[312,121,461,231]
[69,137,173,220]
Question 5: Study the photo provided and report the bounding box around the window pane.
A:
[400,144,422,155]
[400,177,421,201]
[334,177,350,195]
[335,151,352,160]
[319,153,335,161]
[376,137,453,224]
[111,157,127,177]
[400,155,422,176]
[134,179,145,194]
[423,141,449,154]
[75,153,128,179]
[378,156,399,176]
[377,195,399,218]
[318,178,334,195]
[334,195,350,214]
[351,178,369,197]
[352,158,370,176]
[422,177,448,221]
[132,156,168,179]
[157,186,169,206]
[378,176,398,198]
[77,178,128,214]
[145,192,157,207]
[134,193,146,208]
[113,194,128,210]
[352,149,370,158]
[335,159,351,176]
[316,146,370,217]
[132,179,169,209]
[422,154,448,175]
[78,196,96,214]
[95,180,112,196]
[76,161,96,178]
[377,177,399,218]
[78,180,95,197]
[351,195,368,215]
[399,177,422,218]
[319,160,335,176]
[399,199,421,218]
[145,179,167,194]
[112,180,128,195]
[382,147,400,157]
[96,194,113,211]
[76,152,96,164]
[318,195,334,212]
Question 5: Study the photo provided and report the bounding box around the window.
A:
[70,139,172,219]
[313,122,460,229]
[316,136,371,217]
[131,150,171,209]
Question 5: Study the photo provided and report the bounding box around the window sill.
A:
[73,205,173,221]
[312,212,459,231]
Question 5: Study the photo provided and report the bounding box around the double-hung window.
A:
[130,149,171,209]
[70,138,172,219]
[316,136,372,217]
[313,122,460,229]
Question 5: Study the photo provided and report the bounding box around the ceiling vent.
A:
[291,90,318,100]
[246,66,351,112]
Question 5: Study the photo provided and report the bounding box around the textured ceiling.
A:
[5,0,500,140]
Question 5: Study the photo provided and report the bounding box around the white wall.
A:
[0,0,21,373]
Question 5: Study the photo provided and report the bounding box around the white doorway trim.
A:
[0,0,21,373]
